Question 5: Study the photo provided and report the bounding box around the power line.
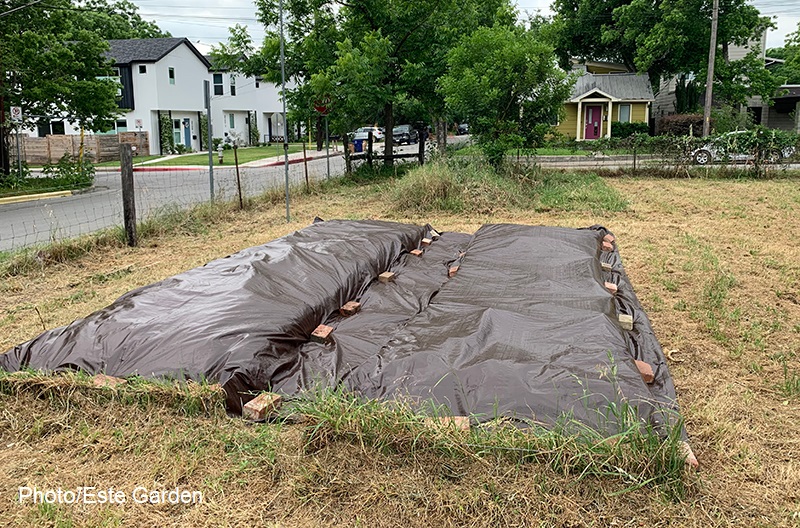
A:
[0,0,45,17]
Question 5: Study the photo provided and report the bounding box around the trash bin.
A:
[353,139,364,153]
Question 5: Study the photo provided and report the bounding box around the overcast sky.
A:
[130,0,798,53]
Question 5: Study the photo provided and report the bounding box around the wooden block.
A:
[410,249,423,257]
[311,324,334,344]
[601,262,613,272]
[339,301,361,317]
[378,271,395,284]
[634,360,655,384]
[602,240,614,252]
[92,374,126,388]
[603,233,615,243]
[421,238,433,246]
[425,416,470,431]
[618,314,634,331]
[604,281,618,294]
[243,392,283,421]
[448,266,459,278]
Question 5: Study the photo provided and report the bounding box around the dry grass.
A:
[1,170,800,526]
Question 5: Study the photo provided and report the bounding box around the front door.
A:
[183,118,191,147]
[584,106,602,140]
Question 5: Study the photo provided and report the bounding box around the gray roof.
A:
[571,73,654,101]
[106,38,211,68]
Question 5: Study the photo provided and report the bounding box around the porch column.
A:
[607,100,613,138]
[576,101,583,140]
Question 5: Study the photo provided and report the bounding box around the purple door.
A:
[584,106,602,140]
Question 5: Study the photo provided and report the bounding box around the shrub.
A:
[41,153,95,187]
[611,121,649,138]
[658,114,707,136]
[711,104,754,134]
[158,113,175,153]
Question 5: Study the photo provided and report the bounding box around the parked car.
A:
[692,131,796,165]
[456,123,469,135]
[352,126,384,142]
[392,124,419,145]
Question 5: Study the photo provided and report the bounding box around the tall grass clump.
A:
[289,386,690,499]
[392,157,531,214]
[392,158,628,215]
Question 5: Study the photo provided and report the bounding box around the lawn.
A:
[0,177,91,198]
[146,143,307,166]
[1,166,799,526]
[95,155,163,167]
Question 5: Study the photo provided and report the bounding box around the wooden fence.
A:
[15,132,149,165]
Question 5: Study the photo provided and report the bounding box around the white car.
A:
[352,126,384,142]
[692,131,796,165]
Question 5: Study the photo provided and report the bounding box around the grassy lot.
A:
[1,162,799,526]
[146,144,307,166]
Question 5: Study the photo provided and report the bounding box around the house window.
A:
[229,113,235,128]
[618,104,631,123]
[116,119,128,133]
[213,73,223,95]
[169,67,175,85]
[139,65,147,74]
[230,75,236,96]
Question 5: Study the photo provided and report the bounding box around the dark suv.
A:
[392,124,419,145]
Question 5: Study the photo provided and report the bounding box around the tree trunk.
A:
[436,117,447,155]
[316,115,324,151]
[384,101,394,166]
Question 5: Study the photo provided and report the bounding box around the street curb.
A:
[132,166,204,172]
[129,152,344,172]
[0,189,75,205]
[247,152,343,168]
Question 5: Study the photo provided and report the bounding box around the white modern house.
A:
[207,62,289,146]
[29,37,288,155]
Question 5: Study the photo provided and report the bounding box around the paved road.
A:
[0,154,348,252]
[0,140,432,252]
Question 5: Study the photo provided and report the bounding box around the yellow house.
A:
[555,73,654,140]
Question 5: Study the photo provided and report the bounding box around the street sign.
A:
[314,97,331,115]
[9,106,22,121]
[135,118,143,128]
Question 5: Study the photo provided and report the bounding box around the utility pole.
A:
[702,0,720,137]
[280,0,290,223]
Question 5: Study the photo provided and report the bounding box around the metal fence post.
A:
[119,143,137,247]
[204,80,215,201]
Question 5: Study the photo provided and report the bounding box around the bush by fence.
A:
[657,114,707,136]
[610,121,649,138]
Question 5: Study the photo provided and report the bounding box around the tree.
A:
[0,0,169,177]
[214,0,513,161]
[767,23,800,84]
[439,23,573,167]
[552,0,774,91]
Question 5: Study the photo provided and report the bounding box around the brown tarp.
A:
[0,220,683,437]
